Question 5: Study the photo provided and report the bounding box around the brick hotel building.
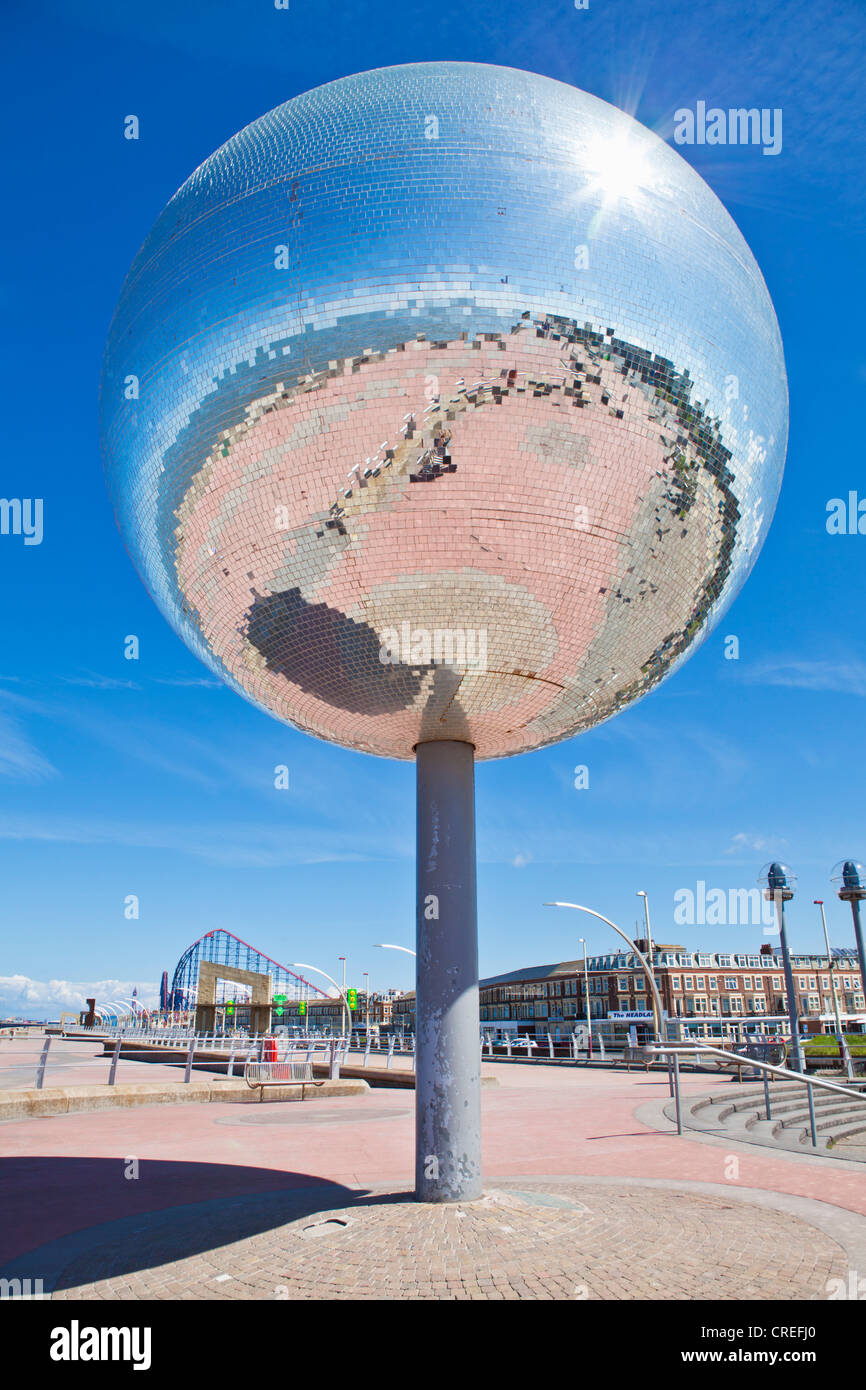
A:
[388,943,865,1042]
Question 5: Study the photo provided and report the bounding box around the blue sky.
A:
[1,0,865,1015]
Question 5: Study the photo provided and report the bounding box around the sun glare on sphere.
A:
[584,130,656,203]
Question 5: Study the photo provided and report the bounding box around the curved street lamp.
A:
[831,860,866,1007]
[290,962,353,1039]
[543,902,666,1039]
[758,862,804,1074]
[372,943,416,956]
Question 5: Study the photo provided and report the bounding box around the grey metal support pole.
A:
[806,1081,818,1147]
[35,1036,51,1090]
[184,1038,195,1083]
[775,896,805,1074]
[763,1072,772,1121]
[849,898,866,1017]
[108,1037,122,1086]
[672,1052,683,1134]
[415,739,482,1203]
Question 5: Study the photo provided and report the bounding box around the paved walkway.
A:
[2,1059,864,1299]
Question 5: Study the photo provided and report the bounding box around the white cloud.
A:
[724,831,783,856]
[0,713,57,783]
[0,976,159,1019]
[744,659,866,696]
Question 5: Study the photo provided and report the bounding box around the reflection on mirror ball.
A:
[101,62,787,759]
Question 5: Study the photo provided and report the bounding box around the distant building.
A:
[303,989,404,1033]
[387,944,865,1041]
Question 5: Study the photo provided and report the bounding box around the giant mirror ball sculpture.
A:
[101,62,787,760]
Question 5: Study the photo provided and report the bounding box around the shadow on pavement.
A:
[0,1156,411,1290]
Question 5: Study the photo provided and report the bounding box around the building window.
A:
[672,976,681,991]
[708,977,718,990]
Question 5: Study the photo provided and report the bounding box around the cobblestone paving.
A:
[50,1181,846,1301]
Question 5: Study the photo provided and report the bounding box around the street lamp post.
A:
[363,971,370,1037]
[373,943,417,1043]
[636,890,658,1039]
[831,861,866,1016]
[578,936,592,1058]
[544,903,666,1041]
[814,899,853,1079]
[290,962,352,1040]
[759,863,804,1074]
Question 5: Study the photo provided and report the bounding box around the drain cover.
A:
[301,1218,350,1239]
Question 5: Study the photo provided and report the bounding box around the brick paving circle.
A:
[49,1181,846,1301]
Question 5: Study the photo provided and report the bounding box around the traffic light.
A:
[298,1001,307,1016]
[347,988,358,1010]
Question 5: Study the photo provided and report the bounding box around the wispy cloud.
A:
[153,676,223,689]
[0,811,403,868]
[0,714,58,783]
[724,831,783,857]
[61,672,142,691]
[744,659,866,696]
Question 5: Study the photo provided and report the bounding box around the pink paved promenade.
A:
[2,1053,865,1276]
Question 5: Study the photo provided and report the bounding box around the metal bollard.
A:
[328,1039,340,1080]
[184,1038,195,1083]
[108,1037,122,1086]
[363,1034,371,1067]
[387,1035,395,1069]
[672,1052,683,1135]
[227,1040,236,1078]
[547,1032,554,1060]
[763,1073,772,1121]
[506,1035,512,1059]
[35,1036,52,1090]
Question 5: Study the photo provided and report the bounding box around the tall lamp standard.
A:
[363,971,370,1037]
[290,962,352,1040]
[758,863,804,1074]
[831,861,866,1012]
[814,899,853,1079]
[578,936,592,1058]
[373,944,417,1041]
[636,890,658,1039]
[543,903,666,1041]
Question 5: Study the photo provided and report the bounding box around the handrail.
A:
[648,1043,866,1105]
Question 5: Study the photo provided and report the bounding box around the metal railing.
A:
[0,1031,421,1090]
[649,1043,866,1148]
